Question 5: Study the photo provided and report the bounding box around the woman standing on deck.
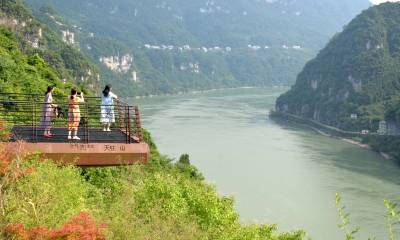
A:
[100,84,118,132]
[40,86,55,138]
[67,88,84,140]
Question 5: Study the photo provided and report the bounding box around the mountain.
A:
[276,2,400,133]
[0,0,100,94]
[25,0,370,96]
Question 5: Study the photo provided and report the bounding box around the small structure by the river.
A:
[377,120,387,135]
[361,129,370,135]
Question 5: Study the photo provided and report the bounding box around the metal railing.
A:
[0,93,143,144]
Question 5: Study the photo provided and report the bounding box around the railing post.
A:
[127,106,131,144]
[124,104,129,144]
[33,100,37,143]
[85,102,89,144]
[32,100,35,142]
[134,106,143,142]
[116,99,123,132]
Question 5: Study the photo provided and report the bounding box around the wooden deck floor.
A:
[11,126,139,144]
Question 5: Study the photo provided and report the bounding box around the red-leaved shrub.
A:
[0,121,13,175]
[0,140,34,178]
[0,120,11,141]
[0,120,34,178]
[0,143,12,175]
[6,212,106,240]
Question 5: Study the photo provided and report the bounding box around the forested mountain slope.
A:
[0,0,100,94]
[25,0,370,96]
[276,2,400,133]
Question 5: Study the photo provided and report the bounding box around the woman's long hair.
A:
[70,88,77,100]
[45,86,54,95]
[102,84,112,97]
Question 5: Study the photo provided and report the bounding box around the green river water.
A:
[133,87,400,239]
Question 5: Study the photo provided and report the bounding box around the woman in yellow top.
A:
[67,88,84,140]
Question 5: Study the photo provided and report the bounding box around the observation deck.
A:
[0,93,150,166]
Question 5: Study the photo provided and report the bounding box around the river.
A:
[133,87,400,239]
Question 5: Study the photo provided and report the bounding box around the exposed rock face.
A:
[28,28,42,48]
[77,69,100,89]
[27,37,40,48]
[311,80,318,90]
[62,30,75,45]
[132,71,138,82]
[0,18,42,48]
[348,75,362,93]
[179,62,200,74]
[366,40,371,50]
[0,17,17,28]
[99,54,133,73]
[313,109,320,121]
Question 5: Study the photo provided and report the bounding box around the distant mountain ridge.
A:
[25,0,370,96]
[276,2,400,132]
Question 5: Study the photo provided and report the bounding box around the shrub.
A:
[0,121,11,142]
[0,142,13,175]
[6,212,106,240]
[336,194,400,239]
[176,154,204,180]
[3,159,102,228]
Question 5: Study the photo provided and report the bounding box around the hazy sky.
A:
[370,0,400,4]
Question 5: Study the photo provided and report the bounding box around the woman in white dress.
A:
[100,84,117,131]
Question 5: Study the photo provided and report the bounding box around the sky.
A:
[370,0,400,4]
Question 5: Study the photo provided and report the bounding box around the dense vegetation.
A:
[0,27,64,94]
[275,2,400,158]
[0,125,305,239]
[25,0,369,96]
[276,3,400,130]
[0,0,100,93]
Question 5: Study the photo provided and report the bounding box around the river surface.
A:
[132,88,400,239]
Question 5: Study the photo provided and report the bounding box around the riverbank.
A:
[269,111,398,160]
[340,138,371,150]
[129,85,288,100]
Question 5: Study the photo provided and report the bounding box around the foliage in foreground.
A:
[335,193,400,240]
[0,127,305,240]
